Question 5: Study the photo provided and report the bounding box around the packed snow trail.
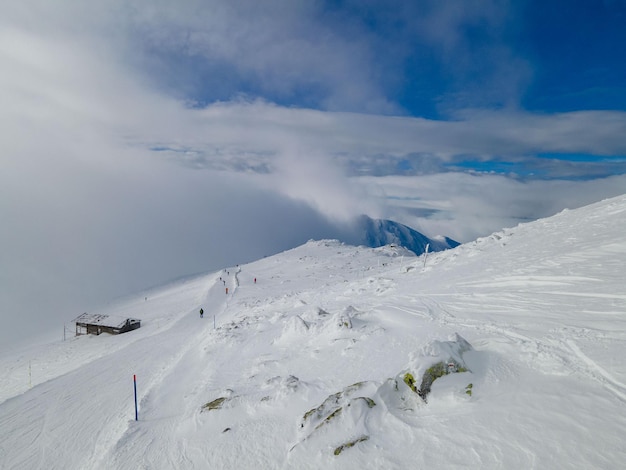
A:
[108,265,312,469]
[0,273,227,470]
[106,268,246,468]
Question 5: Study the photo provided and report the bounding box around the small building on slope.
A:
[73,313,141,336]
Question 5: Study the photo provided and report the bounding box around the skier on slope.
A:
[200,308,204,318]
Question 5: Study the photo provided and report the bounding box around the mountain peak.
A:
[356,215,459,255]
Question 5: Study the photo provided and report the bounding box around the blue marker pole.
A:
[133,374,138,421]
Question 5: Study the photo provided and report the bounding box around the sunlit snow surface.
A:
[1,195,626,469]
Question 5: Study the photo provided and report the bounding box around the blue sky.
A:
[522,0,626,113]
[124,0,626,178]
[2,0,626,348]
[136,0,626,116]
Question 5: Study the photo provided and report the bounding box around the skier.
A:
[200,308,204,318]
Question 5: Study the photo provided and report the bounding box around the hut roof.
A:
[73,313,140,329]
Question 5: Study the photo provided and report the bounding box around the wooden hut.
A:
[74,313,141,336]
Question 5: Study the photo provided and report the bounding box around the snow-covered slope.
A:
[1,195,626,469]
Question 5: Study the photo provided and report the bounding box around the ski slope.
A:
[1,195,626,469]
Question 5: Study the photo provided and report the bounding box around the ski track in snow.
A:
[563,339,626,402]
[2,195,626,469]
[387,289,626,406]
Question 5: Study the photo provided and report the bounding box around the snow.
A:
[74,313,140,330]
[1,195,626,469]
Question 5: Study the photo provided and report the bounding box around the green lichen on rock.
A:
[354,396,376,408]
[302,391,342,424]
[302,407,317,423]
[334,435,369,456]
[338,315,352,329]
[418,362,447,399]
[417,360,471,400]
[201,396,227,412]
[316,407,342,430]
[300,382,376,439]
[302,384,368,428]
[345,382,366,394]
[403,372,418,393]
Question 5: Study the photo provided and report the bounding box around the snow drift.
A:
[1,195,626,469]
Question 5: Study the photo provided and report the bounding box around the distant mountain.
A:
[357,215,459,255]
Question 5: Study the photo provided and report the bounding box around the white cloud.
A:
[2,1,625,349]
[139,102,626,184]
[116,0,398,113]
[356,172,626,243]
